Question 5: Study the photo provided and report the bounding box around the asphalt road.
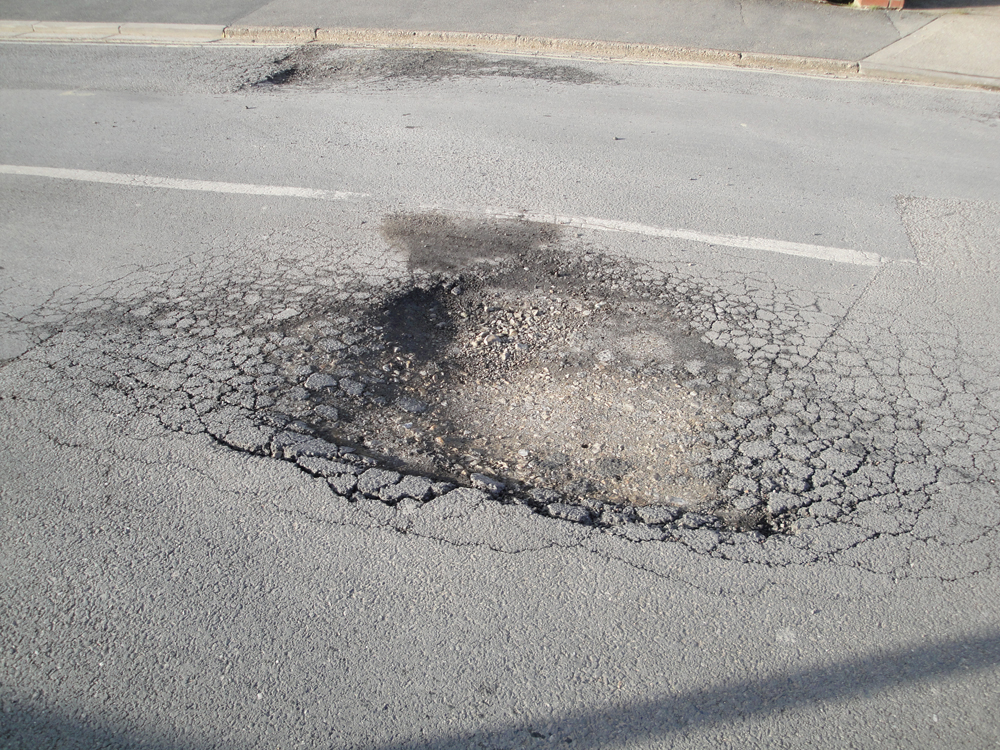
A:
[2,41,1000,749]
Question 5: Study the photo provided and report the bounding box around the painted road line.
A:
[0,164,882,266]
[435,206,884,267]
[0,165,368,200]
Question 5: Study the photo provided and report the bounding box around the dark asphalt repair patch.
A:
[3,200,999,571]
[248,46,604,90]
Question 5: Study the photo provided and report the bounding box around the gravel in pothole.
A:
[254,214,738,517]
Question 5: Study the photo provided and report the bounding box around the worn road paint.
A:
[0,164,369,200]
[435,206,886,267]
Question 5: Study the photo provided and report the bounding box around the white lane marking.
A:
[1,165,882,266]
[0,164,368,200]
[435,206,884,267]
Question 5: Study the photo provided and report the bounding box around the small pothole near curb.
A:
[246,46,605,90]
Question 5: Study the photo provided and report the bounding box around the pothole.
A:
[255,65,299,87]
[258,213,740,520]
[17,205,987,554]
[248,46,604,89]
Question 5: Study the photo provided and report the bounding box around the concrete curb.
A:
[1,20,998,90]
[859,61,1000,91]
[118,23,228,42]
[0,20,225,42]
[223,25,316,43]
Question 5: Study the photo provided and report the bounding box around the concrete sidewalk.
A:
[1,0,999,89]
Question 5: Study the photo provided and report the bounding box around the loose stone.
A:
[340,379,365,397]
[305,373,338,390]
[547,503,592,523]
[313,405,339,422]
[529,488,561,504]
[396,396,429,414]
[470,473,505,494]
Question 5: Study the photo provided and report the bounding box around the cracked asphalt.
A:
[2,42,1000,748]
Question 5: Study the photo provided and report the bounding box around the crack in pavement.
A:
[1,201,998,581]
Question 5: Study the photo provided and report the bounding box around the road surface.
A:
[2,40,1000,749]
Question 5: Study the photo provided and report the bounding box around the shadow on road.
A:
[2,631,998,748]
[373,629,1000,748]
[903,0,1000,8]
